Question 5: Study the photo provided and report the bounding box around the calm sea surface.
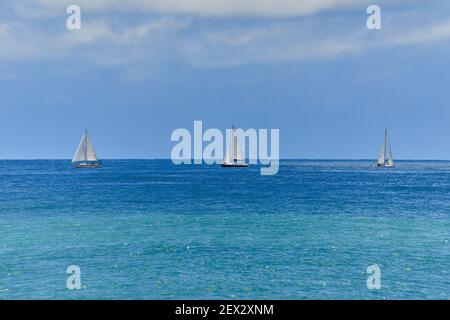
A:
[0,160,449,299]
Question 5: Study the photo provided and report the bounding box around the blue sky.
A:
[1,0,450,159]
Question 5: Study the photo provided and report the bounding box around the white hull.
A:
[73,161,103,168]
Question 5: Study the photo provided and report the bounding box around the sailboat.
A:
[221,126,248,168]
[72,130,103,168]
[371,129,394,168]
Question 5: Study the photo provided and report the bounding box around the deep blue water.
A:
[0,160,449,299]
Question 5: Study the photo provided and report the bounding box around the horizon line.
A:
[1,158,450,161]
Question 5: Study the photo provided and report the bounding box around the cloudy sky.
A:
[1,0,450,159]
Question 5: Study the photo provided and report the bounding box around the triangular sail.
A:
[223,126,245,165]
[72,131,98,163]
[377,130,387,165]
[85,133,98,161]
[234,135,244,161]
[72,133,87,163]
[387,147,394,167]
[377,144,385,165]
[224,128,233,164]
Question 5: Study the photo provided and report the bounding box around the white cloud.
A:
[384,18,450,46]
[0,23,46,60]
[0,16,190,68]
[179,23,366,67]
[1,1,450,72]
[178,15,450,67]
[31,0,364,17]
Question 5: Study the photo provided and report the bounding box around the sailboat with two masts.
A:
[371,129,394,168]
[72,130,103,168]
[221,126,248,168]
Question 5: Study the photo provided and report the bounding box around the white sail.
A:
[223,126,245,165]
[85,134,98,161]
[224,128,233,164]
[233,135,244,161]
[377,130,387,166]
[72,131,98,163]
[224,147,232,164]
[387,147,394,167]
[236,142,244,162]
[72,133,87,163]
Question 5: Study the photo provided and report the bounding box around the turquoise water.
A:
[0,160,449,299]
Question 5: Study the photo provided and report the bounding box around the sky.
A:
[1,0,450,159]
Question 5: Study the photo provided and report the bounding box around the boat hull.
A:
[73,161,103,168]
[221,163,249,168]
[370,164,394,168]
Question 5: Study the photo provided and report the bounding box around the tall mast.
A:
[84,129,88,162]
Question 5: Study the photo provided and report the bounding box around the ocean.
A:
[0,160,449,299]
